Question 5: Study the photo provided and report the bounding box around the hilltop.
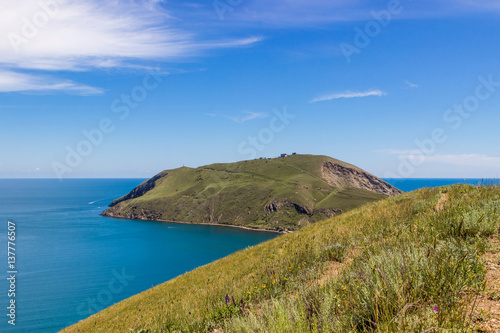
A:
[64,185,500,332]
[102,154,401,231]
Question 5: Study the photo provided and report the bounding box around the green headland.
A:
[102,154,401,232]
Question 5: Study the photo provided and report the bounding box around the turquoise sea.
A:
[0,178,492,332]
[0,179,278,333]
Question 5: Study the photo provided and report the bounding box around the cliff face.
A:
[102,154,402,231]
[320,161,402,197]
[109,171,169,207]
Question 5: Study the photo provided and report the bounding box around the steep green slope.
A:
[103,154,401,231]
[64,185,500,332]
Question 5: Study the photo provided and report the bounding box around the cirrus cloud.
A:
[228,111,269,123]
[206,0,500,28]
[404,80,419,89]
[310,89,386,103]
[400,153,500,167]
[0,0,262,94]
[0,69,103,95]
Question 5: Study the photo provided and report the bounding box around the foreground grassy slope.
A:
[65,185,500,332]
[103,155,400,231]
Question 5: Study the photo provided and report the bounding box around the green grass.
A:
[103,154,396,231]
[63,184,500,332]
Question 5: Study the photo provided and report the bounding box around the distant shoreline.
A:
[101,214,288,234]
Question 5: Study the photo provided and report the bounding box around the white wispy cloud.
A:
[0,70,103,95]
[375,149,423,155]
[0,0,262,94]
[404,80,419,89]
[449,0,500,11]
[310,89,386,103]
[0,0,263,70]
[224,0,369,26]
[229,111,269,123]
[204,0,500,29]
[381,148,500,168]
[2,0,496,95]
[400,154,500,167]
[1,1,183,71]
[16,167,43,174]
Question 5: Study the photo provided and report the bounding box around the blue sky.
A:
[1,0,500,178]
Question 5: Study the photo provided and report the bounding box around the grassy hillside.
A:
[64,184,500,332]
[103,155,400,231]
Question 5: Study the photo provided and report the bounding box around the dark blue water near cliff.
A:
[0,179,278,333]
[0,178,492,332]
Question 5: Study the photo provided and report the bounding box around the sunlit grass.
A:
[63,184,500,333]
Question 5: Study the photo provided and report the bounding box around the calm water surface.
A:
[0,179,278,332]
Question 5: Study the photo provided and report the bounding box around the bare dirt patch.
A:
[435,192,448,212]
[317,261,344,286]
[317,248,361,287]
[474,236,500,332]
